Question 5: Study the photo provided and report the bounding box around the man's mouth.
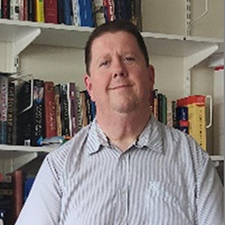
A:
[109,84,133,90]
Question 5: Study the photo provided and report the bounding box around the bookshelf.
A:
[0,15,223,173]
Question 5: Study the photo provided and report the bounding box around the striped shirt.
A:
[15,116,224,225]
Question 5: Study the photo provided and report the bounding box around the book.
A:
[27,0,35,21]
[152,89,158,120]
[57,0,64,23]
[44,0,58,23]
[176,102,189,134]
[35,0,45,22]
[44,81,57,138]
[71,0,79,25]
[67,82,78,137]
[80,91,88,127]
[31,79,45,146]
[11,170,23,224]
[131,0,142,31]
[54,84,62,136]
[60,84,70,137]
[23,177,35,202]
[16,81,32,146]
[0,75,9,144]
[2,0,10,18]
[166,99,173,127]
[7,81,15,145]
[63,0,72,25]
[10,0,20,20]
[92,0,106,27]
[78,0,93,26]
[161,94,167,125]
[186,95,207,150]
[103,0,115,22]
[19,0,24,20]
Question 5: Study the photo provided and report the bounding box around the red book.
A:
[44,0,58,23]
[10,170,23,224]
[44,81,57,138]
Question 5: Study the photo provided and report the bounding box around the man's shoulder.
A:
[160,121,209,168]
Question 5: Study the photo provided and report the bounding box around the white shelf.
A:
[210,155,224,162]
[0,19,223,57]
[0,144,57,159]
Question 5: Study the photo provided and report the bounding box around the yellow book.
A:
[35,0,45,22]
[187,96,206,150]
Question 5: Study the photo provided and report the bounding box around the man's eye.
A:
[124,57,135,62]
[100,61,109,67]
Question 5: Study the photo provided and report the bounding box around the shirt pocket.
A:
[146,181,195,225]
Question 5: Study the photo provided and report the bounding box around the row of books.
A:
[0,0,142,29]
[0,170,33,225]
[152,89,209,151]
[0,74,96,146]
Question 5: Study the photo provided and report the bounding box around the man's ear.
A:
[84,74,95,101]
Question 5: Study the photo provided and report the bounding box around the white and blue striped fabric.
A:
[15,116,224,225]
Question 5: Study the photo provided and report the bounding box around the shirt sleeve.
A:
[197,155,224,225]
[15,155,62,225]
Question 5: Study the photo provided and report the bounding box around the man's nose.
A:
[113,59,127,78]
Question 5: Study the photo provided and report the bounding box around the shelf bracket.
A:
[0,28,41,73]
[183,44,218,96]
[11,152,38,172]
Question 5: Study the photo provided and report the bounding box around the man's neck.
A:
[96,109,151,152]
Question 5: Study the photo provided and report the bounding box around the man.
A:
[15,20,223,225]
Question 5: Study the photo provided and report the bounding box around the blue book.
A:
[63,0,72,25]
[78,0,93,27]
[24,177,35,202]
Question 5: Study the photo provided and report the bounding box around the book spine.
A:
[19,0,24,20]
[80,91,88,127]
[78,0,93,26]
[176,106,189,134]
[92,0,106,27]
[44,0,58,23]
[44,81,57,138]
[153,89,158,120]
[161,94,167,125]
[7,82,15,145]
[12,170,23,224]
[35,0,45,22]
[31,79,44,146]
[60,84,70,136]
[0,76,8,144]
[2,0,10,18]
[16,81,32,146]
[63,0,72,25]
[134,0,142,31]
[10,0,20,20]
[157,93,163,123]
[57,0,64,23]
[68,82,78,137]
[24,0,28,20]
[71,0,79,25]
[172,100,177,128]
[104,0,115,22]
[54,84,62,136]
[166,99,173,127]
[27,0,35,21]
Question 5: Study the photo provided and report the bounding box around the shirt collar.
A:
[134,115,164,154]
[86,115,164,155]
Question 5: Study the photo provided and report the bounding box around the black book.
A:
[60,84,70,137]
